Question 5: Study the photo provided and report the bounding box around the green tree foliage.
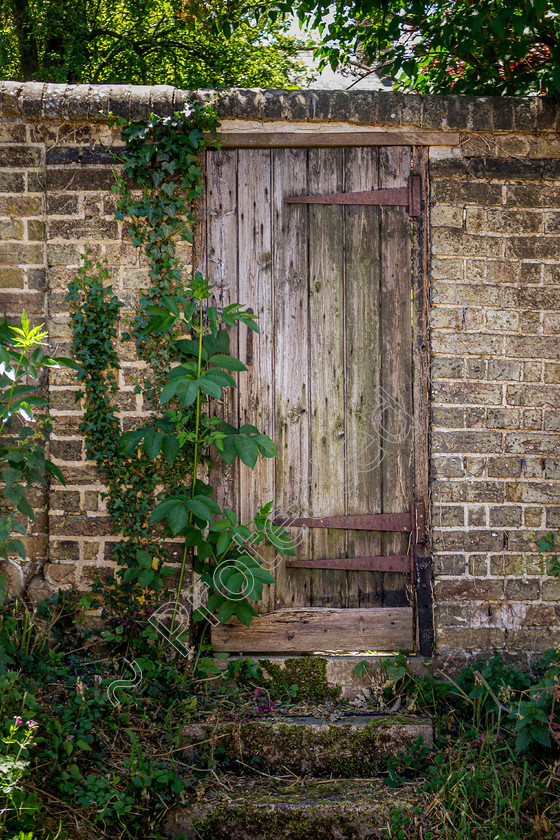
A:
[251,0,560,95]
[0,0,310,87]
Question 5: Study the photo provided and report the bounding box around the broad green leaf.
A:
[120,428,145,454]
[168,503,189,534]
[234,435,259,469]
[143,428,163,459]
[162,434,180,464]
[208,354,247,371]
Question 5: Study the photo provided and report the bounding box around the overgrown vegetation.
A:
[0,312,77,594]
[0,594,559,839]
[68,101,294,626]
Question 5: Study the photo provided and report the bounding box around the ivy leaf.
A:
[138,568,156,588]
[537,533,554,553]
[136,550,152,568]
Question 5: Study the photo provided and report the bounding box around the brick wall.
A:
[1,82,559,662]
[429,151,560,663]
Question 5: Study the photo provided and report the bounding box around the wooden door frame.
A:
[200,137,433,655]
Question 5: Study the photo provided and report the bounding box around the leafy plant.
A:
[0,312,78,585]
[0,717,40,834]
[69,101,294,628]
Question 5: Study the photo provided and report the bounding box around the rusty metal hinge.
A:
[285,174,422,217]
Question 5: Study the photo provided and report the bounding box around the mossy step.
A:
[164,778,419,840]
[182,713,432,777]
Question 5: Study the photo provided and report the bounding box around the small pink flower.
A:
[13,716,23,725]
[27,719,38,730]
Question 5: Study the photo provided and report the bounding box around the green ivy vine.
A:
[67,101,294,627]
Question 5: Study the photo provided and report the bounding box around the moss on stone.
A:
[259,656,342,703]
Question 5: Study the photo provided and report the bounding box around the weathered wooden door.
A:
[197,145,426,654]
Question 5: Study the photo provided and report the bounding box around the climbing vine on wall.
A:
[68,102,294,626]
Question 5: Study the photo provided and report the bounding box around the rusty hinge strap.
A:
[285,175,421,217]
[286,555,411,573]
[273,513,412,532]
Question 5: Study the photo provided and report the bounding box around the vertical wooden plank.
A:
[413,146,432,652]
[272,148,312,608]
[308,148,346,607]
[206,150,239,518]
[379,147,414,608]
[344,147,383,608]
[237,150,276,612]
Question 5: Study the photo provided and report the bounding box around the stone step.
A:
[182,713,432,777]
[164,778,419,840]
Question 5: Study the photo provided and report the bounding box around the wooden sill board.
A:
[211,607,414,654]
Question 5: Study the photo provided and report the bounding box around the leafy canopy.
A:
[245,0,560,95]
[0,0,311,87]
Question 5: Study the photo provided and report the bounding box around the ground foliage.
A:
[241,0,560,95]
[0,594,559,839]
[0,0,311,87]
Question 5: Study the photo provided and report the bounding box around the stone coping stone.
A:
[164,777,418,839]
[1,81,558,132]
[181,713,433,777]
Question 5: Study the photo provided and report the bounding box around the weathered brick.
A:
[46,195,80,215]
[507,384,560,407]
[431,333,502,356]
[504,336,560,360]
[46,168,116,192]
[432,228,502,257]
[505,236,560,260]
[0,267,23,287]
[431,406,464,427]
[506,184,560,208]
[0,195,43,216]
[431,257,463,280]
[432,505,465,527]
[437,628,506,651]
[50,490,81,511]
[0,172,25,192]
[466,358,486,379]
[433,530,504,552]
[50,439,83,460]
[431,282,501,306]
[435,577,505,599]
[467,208,542,234]
[468,507,487,526]
[50,514,113,537]
[489,505,522,526]
[524,507,544,527]
[542,579,560,601]
[506,482,560,504]
[523,409,542,430]
[49,539,80,562]
[44,563,76,584]
[432,430,502,453]
[487,360,521,381]
[464,481,503,503]
[486,408,519,429]
[0,146,42,167]
[432,382,502,405]
[433,554,467,575]
[48,219,119,239]
[431,180,502,206]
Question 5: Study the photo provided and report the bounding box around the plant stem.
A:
[173,300,205,618]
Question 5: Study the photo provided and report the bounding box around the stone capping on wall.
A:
[0,81,559,133]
